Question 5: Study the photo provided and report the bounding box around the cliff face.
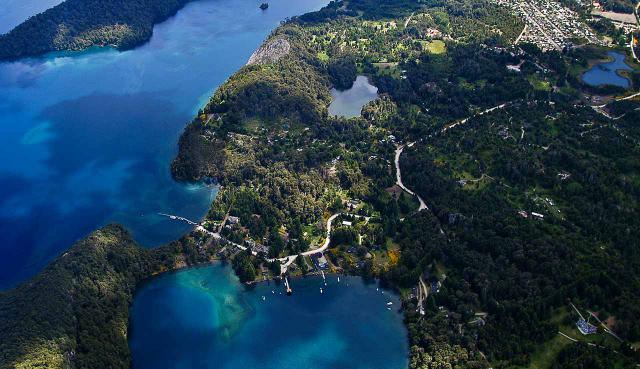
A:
[247,38,291,65]
[0,0,191,60]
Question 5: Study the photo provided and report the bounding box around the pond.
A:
[328,75,379,118]
[0,0,329,288]
[129,264,409,369]
[581,51,632,89]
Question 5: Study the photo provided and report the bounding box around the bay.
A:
[0,0,329,288]
[129,264,409,369]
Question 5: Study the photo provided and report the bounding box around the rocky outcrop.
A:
[247,38,290,65]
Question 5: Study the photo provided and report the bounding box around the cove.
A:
[329,75,379,118]
[582,51,632,88]
[0,0,330,289]
[129,264,409,369]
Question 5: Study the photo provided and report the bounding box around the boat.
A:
[320,288,323,294]
[262,296,266,301]
[387,302,393,306]
[260,2,268,10]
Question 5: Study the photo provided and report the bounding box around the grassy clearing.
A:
[373,62,401,78]
[317,51,329,62]
[421,40,446,54]
[528,75,552,91]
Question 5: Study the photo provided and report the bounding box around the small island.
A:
[260,3,269,10]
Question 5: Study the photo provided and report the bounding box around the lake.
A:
[581,51,632,88]
[129,264,409,369]
[0,0,330,289]
[328,75,379,118]
[0,0,64,34]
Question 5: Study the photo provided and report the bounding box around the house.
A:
[227,216,240,225]
[342,220,353,226]
[531,212,545,220]
[517,210,529,218]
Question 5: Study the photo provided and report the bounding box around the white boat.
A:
[337,277,340,282]
[387,302,393,306]
[262,296,266,301]
[387,307,391,311]
[320,288,323,294]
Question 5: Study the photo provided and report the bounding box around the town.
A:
[494,0,606,50]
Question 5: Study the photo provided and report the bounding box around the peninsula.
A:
[2,0,640,368]
[0,0,191,60]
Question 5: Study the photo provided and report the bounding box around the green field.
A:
[421,40,446,54]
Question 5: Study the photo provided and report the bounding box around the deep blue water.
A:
[0,0,330,288]
[0,0,64,34]
[328,75,379,118]
[582,51,632,88]
[130,264,409,369]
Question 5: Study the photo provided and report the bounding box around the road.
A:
[264,213,341,274]
[630,33,639,63]
[404,12,415,28]
[442,103,508,132]
[514,24,527,45]
[395,145,428,211]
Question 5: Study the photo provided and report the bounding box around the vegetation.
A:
[0,0,191,60]
[0,224,217,368]
[3,0,640,368]
[170,1,640,367]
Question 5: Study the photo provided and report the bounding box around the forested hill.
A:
[0,225,210,368]
[0,0,190,60]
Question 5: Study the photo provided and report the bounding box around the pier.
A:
[157,213,199,225]
[284,276,292,295]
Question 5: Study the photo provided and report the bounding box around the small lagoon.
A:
[129,264,409,369]
[582,51,632,89]
[328,75,379,118]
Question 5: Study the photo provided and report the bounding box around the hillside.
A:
[2,0,640,368]
[0,0,190,60]
[171,0,640,367]
[0,225,212,368]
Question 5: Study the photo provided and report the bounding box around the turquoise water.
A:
[130,265,409,369]
[582,51,632,88]
[328,75,379,118]
[0,0,329,288]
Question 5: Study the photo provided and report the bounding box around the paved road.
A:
[395,145,428,211]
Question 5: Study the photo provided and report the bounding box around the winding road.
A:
[395,144,428,211]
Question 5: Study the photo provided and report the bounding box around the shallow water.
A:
[129,264,409,369]
[328,75,379,118]
[582,51,632,88]
[0,0,329,288]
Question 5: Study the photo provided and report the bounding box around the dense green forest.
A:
[2,0,640,368]
[0,0,190,60]
[171,0,640,367]
[0,225,213,368]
